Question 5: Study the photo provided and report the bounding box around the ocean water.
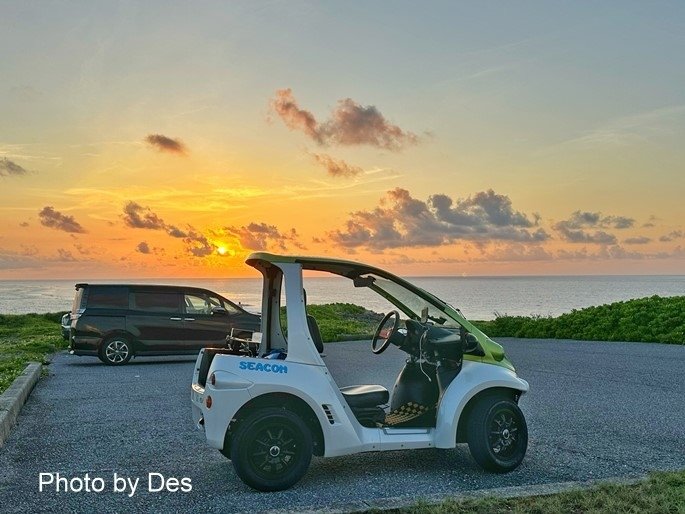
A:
[1,275,683,320]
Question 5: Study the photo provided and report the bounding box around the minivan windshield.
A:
[359,273,459,328]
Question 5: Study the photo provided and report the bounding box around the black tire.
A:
[98,336,133,366]
[466,393,528,472]
[230,407,312,491]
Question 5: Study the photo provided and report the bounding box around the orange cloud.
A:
[310,153,362,178]
[144,134,187,155]
[39,206,86,233]
[224,222,304,251]
[0,157,29,177]
[270,89,419,151]
[329,188,547,250]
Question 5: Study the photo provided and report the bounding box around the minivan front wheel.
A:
[99,336,132,365]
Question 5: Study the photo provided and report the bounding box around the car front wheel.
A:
[99,336,133,366]
[230,407,312,491]
[466,393,528,472]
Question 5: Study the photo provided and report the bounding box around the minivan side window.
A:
[87,287,128,309]
[132,292,180,313]
[184,294,211,315]
[222,299,241,316]
[208,294,239,313]
[184,293,240,315]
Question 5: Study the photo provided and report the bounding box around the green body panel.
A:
[245,252,515,371]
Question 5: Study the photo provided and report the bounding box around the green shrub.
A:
[474,295,685,344]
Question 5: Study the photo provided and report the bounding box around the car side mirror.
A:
[353,275,375,288]
[463,333,479,352]
[420,307,428,324]
[211,307,228,316]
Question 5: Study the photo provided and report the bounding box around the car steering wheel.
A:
[371,310,400,354]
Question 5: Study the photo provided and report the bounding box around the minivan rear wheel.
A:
[99,336,133,365]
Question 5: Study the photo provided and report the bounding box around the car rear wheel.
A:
[467,393,528,472]
[99,336,133,366]
[230,407,312,491]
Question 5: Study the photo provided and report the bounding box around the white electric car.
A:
[191,253,529,491]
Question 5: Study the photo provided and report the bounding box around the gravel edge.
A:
[0,362,41,448]
[260,475,645,514]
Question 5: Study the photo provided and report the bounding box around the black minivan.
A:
[69,284,260,365]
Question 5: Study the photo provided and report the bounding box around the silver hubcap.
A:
[490,411,518,455]
[269,445,281,457]
[105,340,129,363]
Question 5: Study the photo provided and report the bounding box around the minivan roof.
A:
[74,283,222,295]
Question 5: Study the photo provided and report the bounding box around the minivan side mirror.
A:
[211,307,228,316]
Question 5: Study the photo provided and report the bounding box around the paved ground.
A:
[0,338,683,512]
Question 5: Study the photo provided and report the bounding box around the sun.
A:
[217,246,227,255]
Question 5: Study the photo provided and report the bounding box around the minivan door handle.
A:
[184,318,195,322]
[170,317,182,321]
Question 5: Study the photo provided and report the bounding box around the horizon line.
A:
[2,273,685,283]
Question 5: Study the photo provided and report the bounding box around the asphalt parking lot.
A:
[0,338,683,512]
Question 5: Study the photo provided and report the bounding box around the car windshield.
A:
[358,273,460,328]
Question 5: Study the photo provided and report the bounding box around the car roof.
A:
[75,283,221,295]
[245,252,447,309]
[246,252,391,277]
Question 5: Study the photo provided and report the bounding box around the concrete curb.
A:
[0,362,42,448]
[261,475,646,514]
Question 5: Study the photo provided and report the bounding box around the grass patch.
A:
[473,295,685,345]
[387,469,685,514]
[0,312,67,394]
[281,303,383,342]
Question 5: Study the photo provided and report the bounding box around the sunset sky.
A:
[1,1,684,279]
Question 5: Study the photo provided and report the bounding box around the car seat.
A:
[302,289,324,354]
[302,289,389,426]
[339,385,389,427]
